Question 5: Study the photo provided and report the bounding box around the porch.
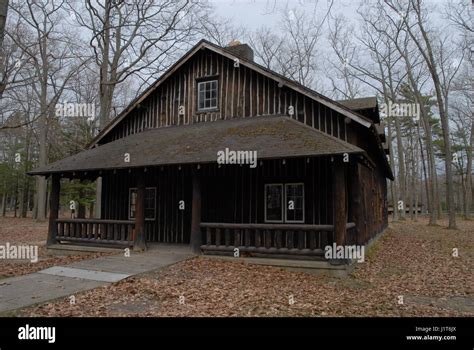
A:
[46,155,360,261]
[29,116,378,262]
[51,218,357,260]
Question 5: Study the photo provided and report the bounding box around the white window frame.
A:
[284,183,305,223]
[264,183,284,223]
[128,187,156,221]
[197,79,218,111]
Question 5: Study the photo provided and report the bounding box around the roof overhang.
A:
[30,116,364,176]
[337,96,378,111]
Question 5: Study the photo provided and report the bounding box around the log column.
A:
[47,174,60,246]
[349,162,364,245]
[133,171,147,251]
[190,168,202,253]
[333,158,347,246]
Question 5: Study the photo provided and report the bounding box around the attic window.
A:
[197,80,218,111]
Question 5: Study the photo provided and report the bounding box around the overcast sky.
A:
[212,0,354,31]
[212,0,448,32]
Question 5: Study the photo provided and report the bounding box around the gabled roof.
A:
[30,116,364,175]
[88,39,374,148]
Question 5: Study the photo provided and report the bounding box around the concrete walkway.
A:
[0,244,192,314]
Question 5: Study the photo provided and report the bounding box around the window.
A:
[129,187,156,220]
[197,80,218,111]
[265,184,283,222]
[264,183,305,223]
[285,183,304,223]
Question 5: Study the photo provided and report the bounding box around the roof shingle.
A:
[29,116,364,175]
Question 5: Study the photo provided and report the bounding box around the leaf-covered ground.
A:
[0,217,111,279]
[16,218,474,316]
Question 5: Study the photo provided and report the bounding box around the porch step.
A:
[47,243,123,254]
[202,255,355,277]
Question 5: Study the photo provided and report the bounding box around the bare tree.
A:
[386,0,459,229]
[199,14,246,47]
[6,0,89,220]
[248,1,333,92]
[327,14,364,99]
[248,26,285,70]
[0,0,9,99]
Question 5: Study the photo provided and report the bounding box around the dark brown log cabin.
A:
[30,40,393,262]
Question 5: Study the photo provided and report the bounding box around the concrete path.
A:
[0,244,192,314]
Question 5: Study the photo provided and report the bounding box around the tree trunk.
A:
[465,122,473,218]
[387,118,399,221]
[394,112,406,219]
[34,34,50,221]
[410,2,456,228]
[1,191,5,216]
[0,0,9,100]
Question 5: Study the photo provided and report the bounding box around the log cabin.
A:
[30,40,393,264]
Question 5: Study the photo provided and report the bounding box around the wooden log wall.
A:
[100,48,351,145]
[98,163,387,246]
[99,157,334,243]
[101,167,192,244]
[352,162,388,245]
[200,157,333,227]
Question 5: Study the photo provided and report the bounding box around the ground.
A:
[0,217,110,279]
[1,216,473,316]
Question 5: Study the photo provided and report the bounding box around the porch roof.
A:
[29,116,364,175]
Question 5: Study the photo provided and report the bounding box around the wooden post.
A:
[190,169,202,253]
[47,174,60,246]
[349,162,362,245]
[333,158,347,246]
[133,171,147,251]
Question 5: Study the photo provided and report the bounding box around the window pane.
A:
[286,184,304,222]
[265,185,283,221]
[145,188,156,219]
[198,80,218,110]
[129,188,156,220]
[129,189,137,219]
[145,208,154,219]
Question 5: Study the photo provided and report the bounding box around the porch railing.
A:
[56,219,134,246]
[200,222,356,260]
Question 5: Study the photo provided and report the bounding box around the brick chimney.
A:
[225,40,254,62]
